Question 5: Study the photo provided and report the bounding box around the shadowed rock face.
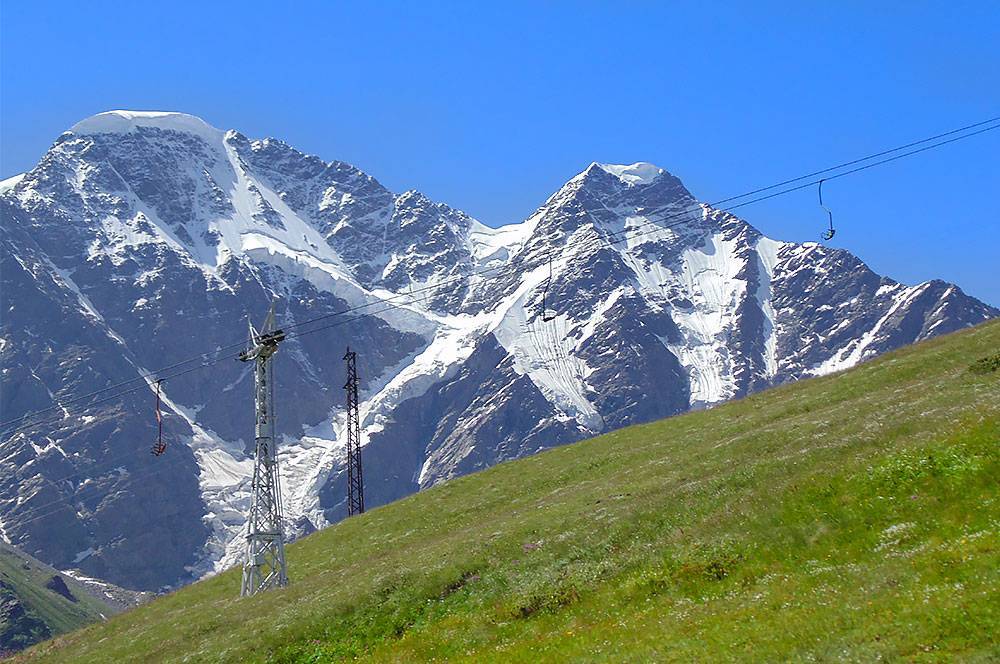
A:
[1,113,995,591]
[43,575,75,603]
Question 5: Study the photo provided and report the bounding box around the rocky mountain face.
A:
[1,111,995,592]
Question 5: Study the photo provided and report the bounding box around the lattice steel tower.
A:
[238,305,288,597]
[343,348,365,516]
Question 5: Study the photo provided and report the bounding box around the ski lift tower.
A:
[343,347,365,516]
[238,304,289,597]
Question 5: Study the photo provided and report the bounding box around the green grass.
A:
[1,542,115,651]
[19,321,1000,662]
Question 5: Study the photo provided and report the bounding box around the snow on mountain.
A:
[70,110,225,141]
[595,161,665,186]
[0,173,25,195]
[1,111,995,591]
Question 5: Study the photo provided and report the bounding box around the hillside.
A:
[17,320,1000,662]
[0,542,122,657]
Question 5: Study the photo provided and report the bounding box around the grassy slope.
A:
[19,321,1000,663]
[0,542,114,646]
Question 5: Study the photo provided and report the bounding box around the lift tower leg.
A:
[239,304,288,597]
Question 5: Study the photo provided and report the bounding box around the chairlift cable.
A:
[2,119,997,437]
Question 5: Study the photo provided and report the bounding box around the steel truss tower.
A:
[238,305,288,597]
[343,348,365,516]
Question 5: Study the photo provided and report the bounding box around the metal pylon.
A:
[239,304,288,597]
[344,347,365,516]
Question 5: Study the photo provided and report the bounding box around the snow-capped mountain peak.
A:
[594,161,665,186]
[69,110,225,142]
[1,112,995,593]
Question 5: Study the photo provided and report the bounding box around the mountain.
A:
[0,539,139,656]
[16,321,1000,662]
[0,111,995,592]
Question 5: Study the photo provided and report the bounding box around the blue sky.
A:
[2,1,998,304]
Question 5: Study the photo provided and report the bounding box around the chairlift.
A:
[541,257,557,322]
[151,379,166,456]
[818,179,836,241]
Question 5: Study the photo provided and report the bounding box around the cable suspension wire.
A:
[8,116,994,433]
[263,117,1000,338]
[4,118,999,526]
[0,450,298,535]
[2,118,997,439]
[0,290,455,530]
[1,289,453,439]
[698,115,1000,208]
[593,122,1000,248]
[5,117,999,547]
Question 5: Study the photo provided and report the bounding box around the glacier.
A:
[0,110,995,591]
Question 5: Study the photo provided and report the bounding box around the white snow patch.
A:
[29,438,67,458]
[197,449,253,489]
[491,256,603,432]
[155,388,254,576]
[756,236,784,377]
[47,261,103,324]
[468,219,532,264]
[70,111,224,143]
[666,231,747,406]
[812,283,927,375]
[876,283,903,297]
[73,547,95,563]
[0,173,25,195]
[595,162,664,186]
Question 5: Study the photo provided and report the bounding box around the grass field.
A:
[0,542,114,654]
[19,320,1000,662]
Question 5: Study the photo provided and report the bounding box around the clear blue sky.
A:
[2,1,998,304]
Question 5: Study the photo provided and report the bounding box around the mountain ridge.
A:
[0,110,995,591]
